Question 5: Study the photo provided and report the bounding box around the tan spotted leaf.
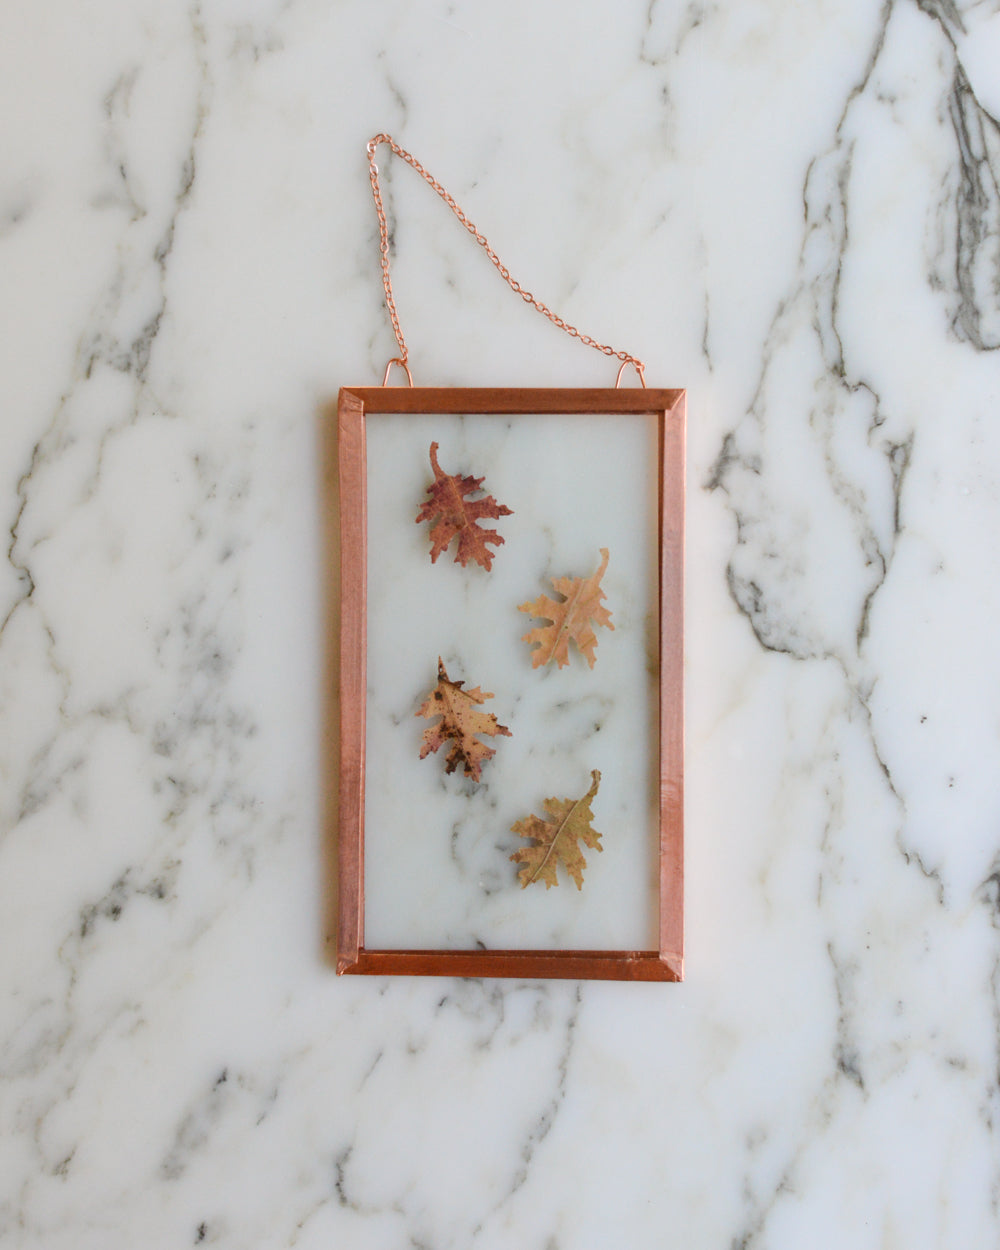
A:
[510,770,603,890]
[416,658,511,782]
[518,548,614,669]
[415,442,513,571]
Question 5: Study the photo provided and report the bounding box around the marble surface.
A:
[2,0,1000,1246]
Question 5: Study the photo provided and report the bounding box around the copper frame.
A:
[336,387,685,981]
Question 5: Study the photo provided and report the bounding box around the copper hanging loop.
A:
[382,357,414,387]
[366,133,645,382]
[615,360,647,388]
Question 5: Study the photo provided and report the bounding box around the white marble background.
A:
[2,0,999,1246]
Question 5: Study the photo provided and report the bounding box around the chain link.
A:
[366,133,645,382]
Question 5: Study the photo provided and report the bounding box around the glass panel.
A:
[363,410,659,950]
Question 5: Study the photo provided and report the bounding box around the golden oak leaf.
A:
[510,770,604,889]
[415,442,513,571]
[416,658,512,782]
[518,548,614,669]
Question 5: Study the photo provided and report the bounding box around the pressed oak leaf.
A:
[518,548,614,669]
[415,442,513,571]
[510,769,604,890]
[416,657,512,782]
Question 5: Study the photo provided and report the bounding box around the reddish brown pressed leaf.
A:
[510,770,604,889]
[416,658,512,782]
[415,442,513,571]
[518,548,614,669]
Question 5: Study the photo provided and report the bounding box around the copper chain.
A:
[366,133,645,384]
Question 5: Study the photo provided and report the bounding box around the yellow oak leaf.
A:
[510,770,604,889]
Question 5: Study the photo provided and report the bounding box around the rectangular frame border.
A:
[336,387,685,981]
